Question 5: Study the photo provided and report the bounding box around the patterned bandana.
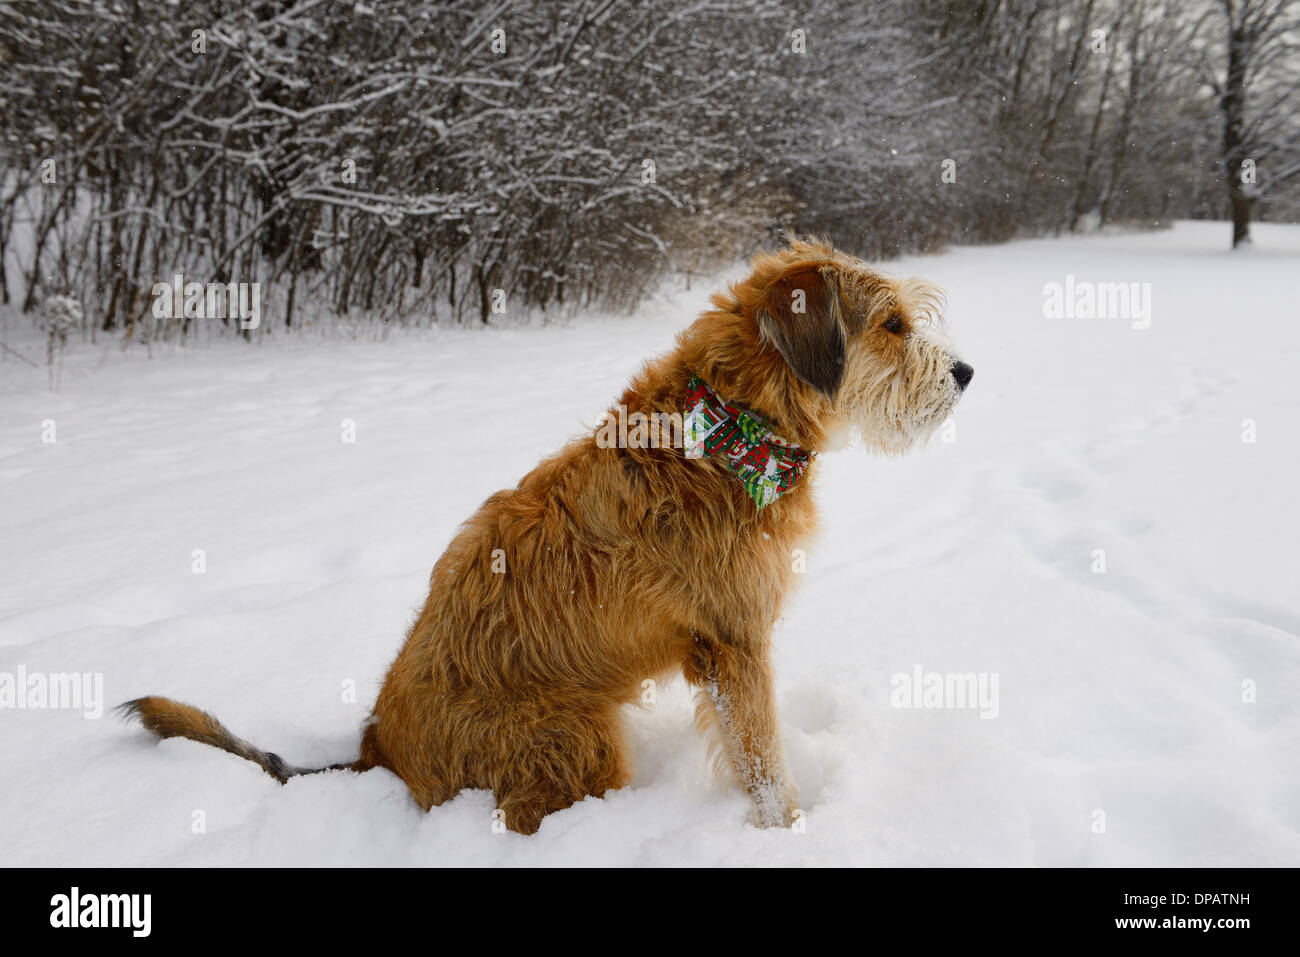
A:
[682,374,812,509]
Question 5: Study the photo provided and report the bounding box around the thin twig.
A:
[0,341,41,366]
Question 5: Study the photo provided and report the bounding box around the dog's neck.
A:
[674,313,835,452]
[681,373,812,509]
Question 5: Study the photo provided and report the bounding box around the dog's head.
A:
[708,238,972,454]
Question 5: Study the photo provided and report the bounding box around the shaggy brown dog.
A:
[122,238,972,834]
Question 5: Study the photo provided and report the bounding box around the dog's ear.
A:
[755,263,846,396]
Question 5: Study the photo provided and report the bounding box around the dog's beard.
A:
[840,331,961,455]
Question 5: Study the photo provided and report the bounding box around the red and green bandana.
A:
[682,374,812,509]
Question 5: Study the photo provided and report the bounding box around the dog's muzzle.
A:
[950,360,974,392]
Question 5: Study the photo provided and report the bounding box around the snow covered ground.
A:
[1,220,1298,866]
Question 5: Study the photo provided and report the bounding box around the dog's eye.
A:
[882,315,904,335]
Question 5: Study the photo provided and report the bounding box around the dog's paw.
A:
[745,784,799,829]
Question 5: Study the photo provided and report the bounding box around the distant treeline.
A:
[1,0,1296,338]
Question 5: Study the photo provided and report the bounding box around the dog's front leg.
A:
[689,635,798,828]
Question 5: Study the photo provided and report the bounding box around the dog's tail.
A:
[118,696,360,783]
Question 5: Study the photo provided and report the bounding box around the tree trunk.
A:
[1221,10,1253,248]
[1231,192,1255,247]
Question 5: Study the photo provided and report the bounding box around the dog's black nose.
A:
[951,360,974,391]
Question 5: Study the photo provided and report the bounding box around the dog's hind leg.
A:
[493,708,630,835]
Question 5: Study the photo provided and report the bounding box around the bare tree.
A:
[2,0,1297,339]
[1207,0,1300,246]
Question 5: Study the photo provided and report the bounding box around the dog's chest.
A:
[698,491,818,624]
